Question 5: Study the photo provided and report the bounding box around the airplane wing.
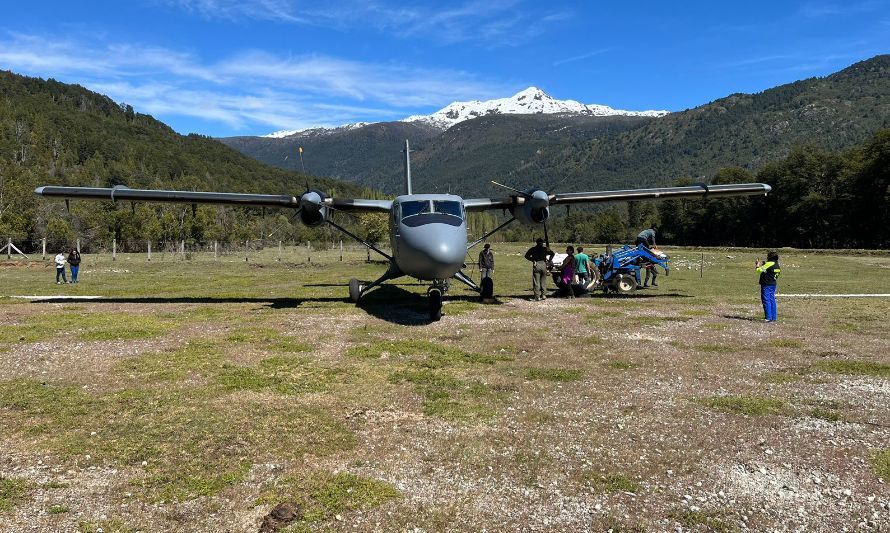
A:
[34,186,392,212]
[463,183,771,211]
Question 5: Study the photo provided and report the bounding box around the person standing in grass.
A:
[54,251,68,284]
[756,251,781,322]
[560,245,577,299]
[478,243,494,279]
[574,246,591,285]
[524,237,554,301]
[68,248,81,283]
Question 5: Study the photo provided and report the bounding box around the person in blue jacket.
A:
[756,251,781,322]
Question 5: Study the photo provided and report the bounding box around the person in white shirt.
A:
[54,252,68,284]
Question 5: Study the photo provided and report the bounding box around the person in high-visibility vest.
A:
[755,251,781,322]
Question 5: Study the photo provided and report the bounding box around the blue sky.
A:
[2,0,887,137]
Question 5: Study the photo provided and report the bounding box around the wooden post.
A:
[42,238,46,260]
[245,240,250,262]
[76,238,80,253]
[367,248,370,263]
[700,253,704,278]
[277,240,282,262]
[213,240,218,260]
[307,241,311,263]
[112,238,117,261]
[147,241,152,262]
[340,240,343,261]
[180,240,185,260]
[5,237,9,260]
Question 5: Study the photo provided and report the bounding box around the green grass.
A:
[525,368,584,382]
[873,449,890,481]
[225,327,311,353]
[761,371,802,384]
[585,473,640,494]
[0,379,356,503]
[809,408,840,422]
[216,356,340,395]
[0,477,28,512]
[608,360,638,370]
[699,395,786,416]
[812,360,890,378]
[692,343,739,353]
[388,369,504,421]
[258,471,399,527]
[117,339,224,382]
[48,504,69,514]
[768,339,804,348]
[668,509,733,532]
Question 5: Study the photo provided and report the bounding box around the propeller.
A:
[491,180,552,249]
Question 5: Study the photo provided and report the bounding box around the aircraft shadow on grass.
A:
[30,287,692,325]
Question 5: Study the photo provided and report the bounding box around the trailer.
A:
[550,244,670,296]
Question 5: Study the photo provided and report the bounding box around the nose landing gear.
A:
[427,280,448,321]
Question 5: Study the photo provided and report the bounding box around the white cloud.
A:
[0,32,510,134]
[164,0,570,46]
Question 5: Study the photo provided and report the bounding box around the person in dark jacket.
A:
[756,251,781,322]
[524,238,555,301]
[478,243,494,279]
[68,248,81,283]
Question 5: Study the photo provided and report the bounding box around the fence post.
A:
[42,238,46,260]
[147,241,152,262]
[112,239,117,261]
[245,240,250,262]
[277,240,282,262]
[367,248,370,263]
[5,237,10,260]
[700,253,704,278]
[76,238,80,253]
[214,240,218,260]
[340,240,343,261]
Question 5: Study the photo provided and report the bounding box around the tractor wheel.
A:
[349,278,362,303]
[428,289,443,321]
[614,274,638,295]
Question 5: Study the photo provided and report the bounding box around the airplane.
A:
[35,140,772,320]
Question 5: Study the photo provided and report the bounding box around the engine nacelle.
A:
[511,189,550,226]
[299,190,329,227]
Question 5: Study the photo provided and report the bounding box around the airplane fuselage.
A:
[389,194,467,280]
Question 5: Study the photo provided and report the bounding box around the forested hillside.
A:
[505,55,890,195]
[0,71,375,252]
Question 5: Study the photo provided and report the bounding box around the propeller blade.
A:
[267,208,302,238]
[491,180,531,198]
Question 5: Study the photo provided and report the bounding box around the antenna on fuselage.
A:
[403,139,412,195]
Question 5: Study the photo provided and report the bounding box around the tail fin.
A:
[403,139,412,195]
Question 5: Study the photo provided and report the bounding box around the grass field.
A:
[1,244,888,531]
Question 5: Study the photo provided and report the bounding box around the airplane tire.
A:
[429,289,443,321]
[614,274,638,295]
[349,278,362,303]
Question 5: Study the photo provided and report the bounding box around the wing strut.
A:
[467,216,516,250]
[325,218,392,261]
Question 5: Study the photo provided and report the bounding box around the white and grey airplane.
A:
[36,140,771,320]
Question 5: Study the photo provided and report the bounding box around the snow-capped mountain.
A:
[262,122,370,139]
[260,87,668,137]
[402,87,669,129]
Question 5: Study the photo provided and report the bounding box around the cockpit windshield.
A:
[433,200,463,218]
[400,200,431,219]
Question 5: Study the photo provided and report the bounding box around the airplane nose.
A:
[421,240,464,266]
[398,225,467,279]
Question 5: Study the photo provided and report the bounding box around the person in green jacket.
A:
[756,251,781,322]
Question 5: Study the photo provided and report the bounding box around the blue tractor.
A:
[550,244,670,296]
[593,244,670,294]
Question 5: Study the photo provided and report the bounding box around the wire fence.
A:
[2,236,383,264]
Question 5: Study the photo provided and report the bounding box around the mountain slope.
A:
[498,55,890,194]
